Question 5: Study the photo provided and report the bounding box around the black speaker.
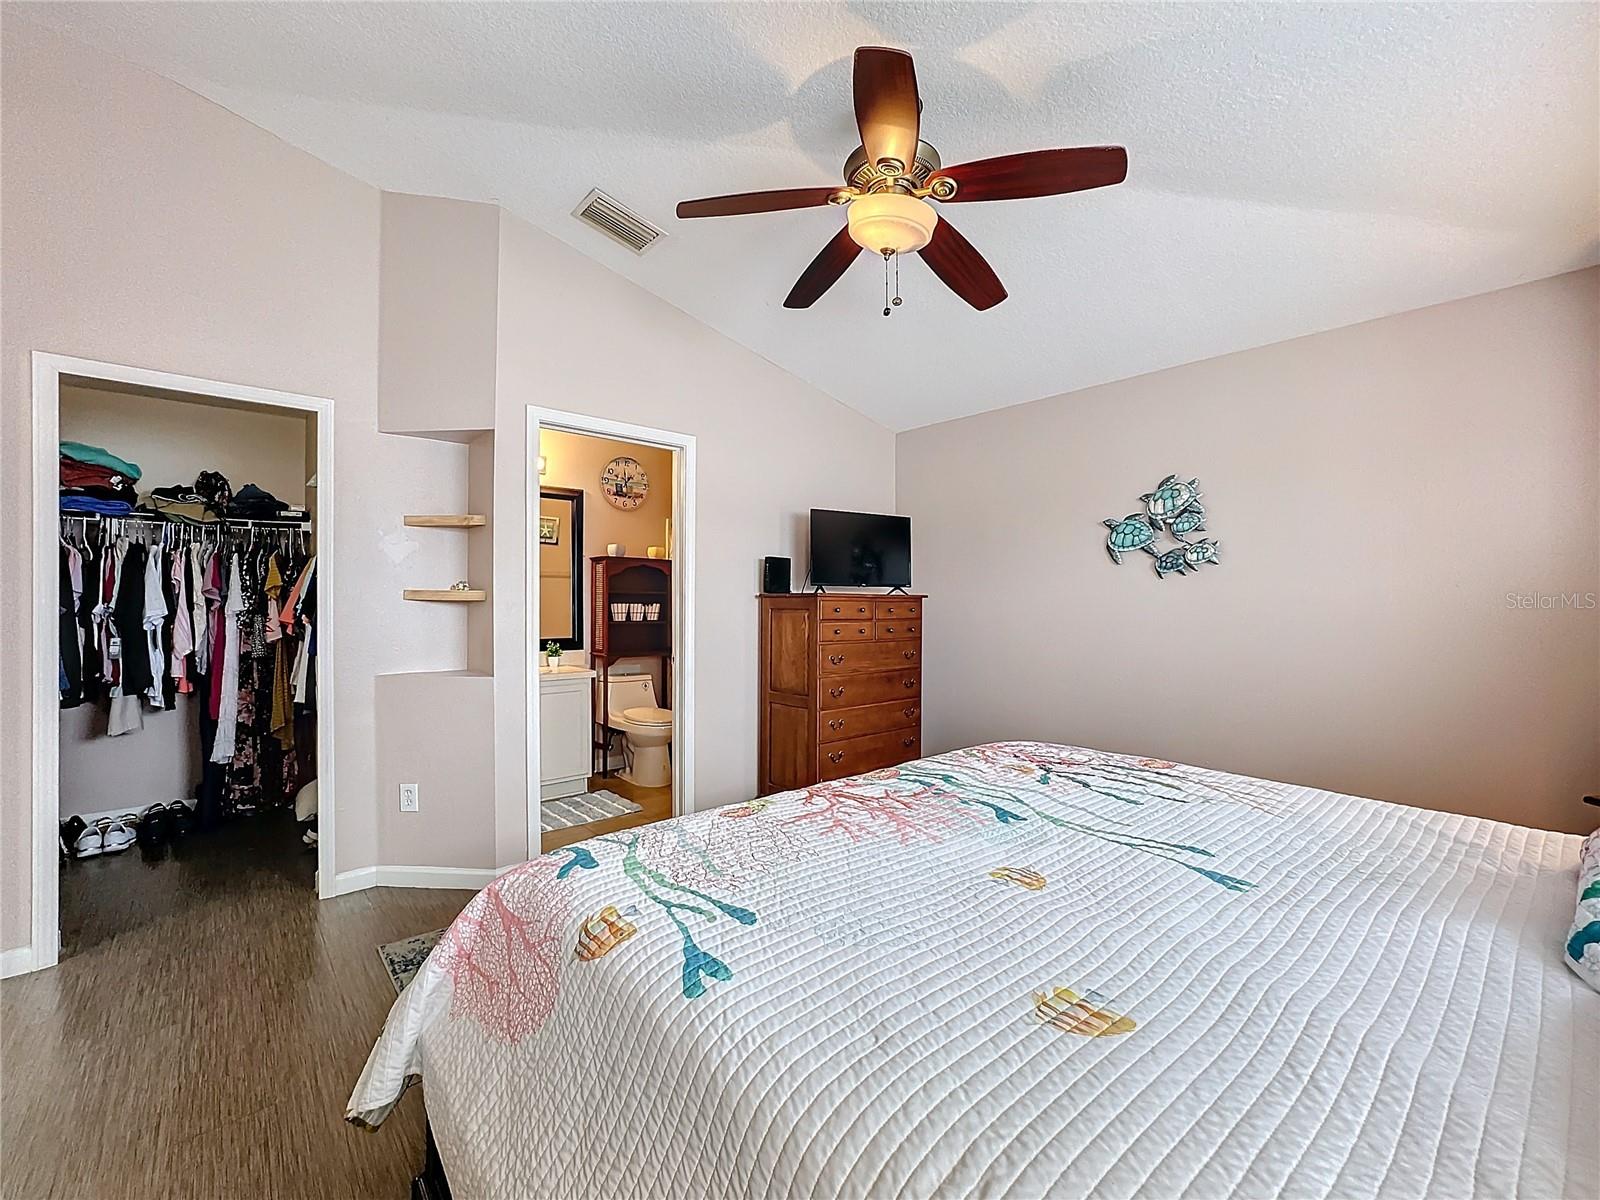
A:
[762,556,791,594]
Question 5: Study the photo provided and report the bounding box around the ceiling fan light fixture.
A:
[846,192,938,255]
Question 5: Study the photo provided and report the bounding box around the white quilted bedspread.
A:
[349,743,1598,1199]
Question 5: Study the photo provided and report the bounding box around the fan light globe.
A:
[846,192,938,255]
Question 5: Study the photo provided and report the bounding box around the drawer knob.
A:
[886,626,896,634]
[830,686,845,699]
[902,737,914,748]
[833,627,842,635]
[903,650,917,660]
[828,751,844,764]
[829,719,844,731]
[904,679,917,689]
[858,627,868,634]
[828,654,845,666]
[903,707,917,718]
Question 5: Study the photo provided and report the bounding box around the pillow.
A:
[1566,828,1600,992]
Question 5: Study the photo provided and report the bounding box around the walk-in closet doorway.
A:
[27,353,337,974]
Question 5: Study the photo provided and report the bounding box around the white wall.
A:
[1,16,467,950]
[896,270,1600,835]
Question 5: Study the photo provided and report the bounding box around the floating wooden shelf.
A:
[404,514,486,528]
[403,588,486,603]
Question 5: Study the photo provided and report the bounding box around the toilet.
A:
[603,675,673,788]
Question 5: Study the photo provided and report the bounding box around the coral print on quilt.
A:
[349,742,1598,1200]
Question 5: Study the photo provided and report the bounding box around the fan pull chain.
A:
[881,249,903,317]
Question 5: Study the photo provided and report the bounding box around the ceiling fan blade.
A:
[934,147,1127,203]
[784,226,862,309]
[676,187,843,219]
[918,218,1006,311]
[853,47,920,177]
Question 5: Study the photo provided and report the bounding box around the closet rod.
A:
[58,513,311,530]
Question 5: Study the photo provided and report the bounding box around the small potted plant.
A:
[544,640,563,670]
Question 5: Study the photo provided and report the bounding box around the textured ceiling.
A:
[19,2,1598,430]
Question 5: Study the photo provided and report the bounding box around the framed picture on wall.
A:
[539,515,561,545]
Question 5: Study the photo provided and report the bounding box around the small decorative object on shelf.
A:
[449,580,471,591]
[1102,473,1220,580]
[607,543,626,556]
[647,546,666,559]
[545,640,563,668]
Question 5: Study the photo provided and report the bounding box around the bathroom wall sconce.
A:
[537,455,548,476]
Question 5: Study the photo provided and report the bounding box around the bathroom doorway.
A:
[526,411,694,855]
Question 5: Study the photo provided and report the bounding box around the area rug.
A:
[378,930,444,994]
[540,789,641,833]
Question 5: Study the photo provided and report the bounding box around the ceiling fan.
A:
[676,46,1127,313]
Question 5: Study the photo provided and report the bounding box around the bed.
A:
[348,742,1598,1199]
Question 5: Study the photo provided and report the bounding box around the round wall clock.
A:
[600,456,650,510]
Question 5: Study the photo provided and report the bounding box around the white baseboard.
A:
[1,946,37,979]
[331,864,505,895]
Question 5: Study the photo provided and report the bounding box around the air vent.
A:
[572,189,665,254]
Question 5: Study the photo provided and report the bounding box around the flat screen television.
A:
[809,509,911,589]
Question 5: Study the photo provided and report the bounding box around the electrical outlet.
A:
[399,783,419,812]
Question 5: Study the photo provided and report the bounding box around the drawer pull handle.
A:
[903,650,917,660]
[904,679,918,689]
[830,686,845,699]
[885,627,896,634]
[828,654,845,666]
[829,719,844,731]
[903,707,917,718]
[832,627,842,635]
[858,628,868,635]
[828,751,844,764]
[902,738,915,748]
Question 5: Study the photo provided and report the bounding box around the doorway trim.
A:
[25,352,337,976]
[525,407,695,859]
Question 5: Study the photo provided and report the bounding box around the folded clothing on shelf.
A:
[60,457,138,494]
[228,483,292,518]
[193,470,233,515]
[63,482,139,505]
[60,440,141,481]
[60,495,134,516]
[141,486,217,524]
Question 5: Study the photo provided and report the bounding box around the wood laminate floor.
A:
[540,773,673,852]
[1,810,472,1200]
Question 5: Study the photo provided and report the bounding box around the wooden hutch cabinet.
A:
[757,593,925,795]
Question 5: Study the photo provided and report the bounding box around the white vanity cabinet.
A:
[539,666,596,800]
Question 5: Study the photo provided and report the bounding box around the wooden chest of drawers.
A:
[757,593,926,796]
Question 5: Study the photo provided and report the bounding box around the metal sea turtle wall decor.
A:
[1101,474,1221,580]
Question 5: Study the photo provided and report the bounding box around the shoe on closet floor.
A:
[99,817,135,854]
[136,805,171,852]
[165,801,196,840]
[60,815,87,859]
[71,822,103,859]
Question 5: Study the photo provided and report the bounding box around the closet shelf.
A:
[404,514,486,528]
[404,588,487,603]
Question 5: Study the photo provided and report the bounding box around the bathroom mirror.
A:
[538,486,584,649]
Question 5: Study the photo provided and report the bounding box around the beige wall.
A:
[374,671,496,868]
[57,385,313,819]
[488,209,899,864]
[538,429,674,682]
[1,17,468,950]
[897,269,1600,834]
